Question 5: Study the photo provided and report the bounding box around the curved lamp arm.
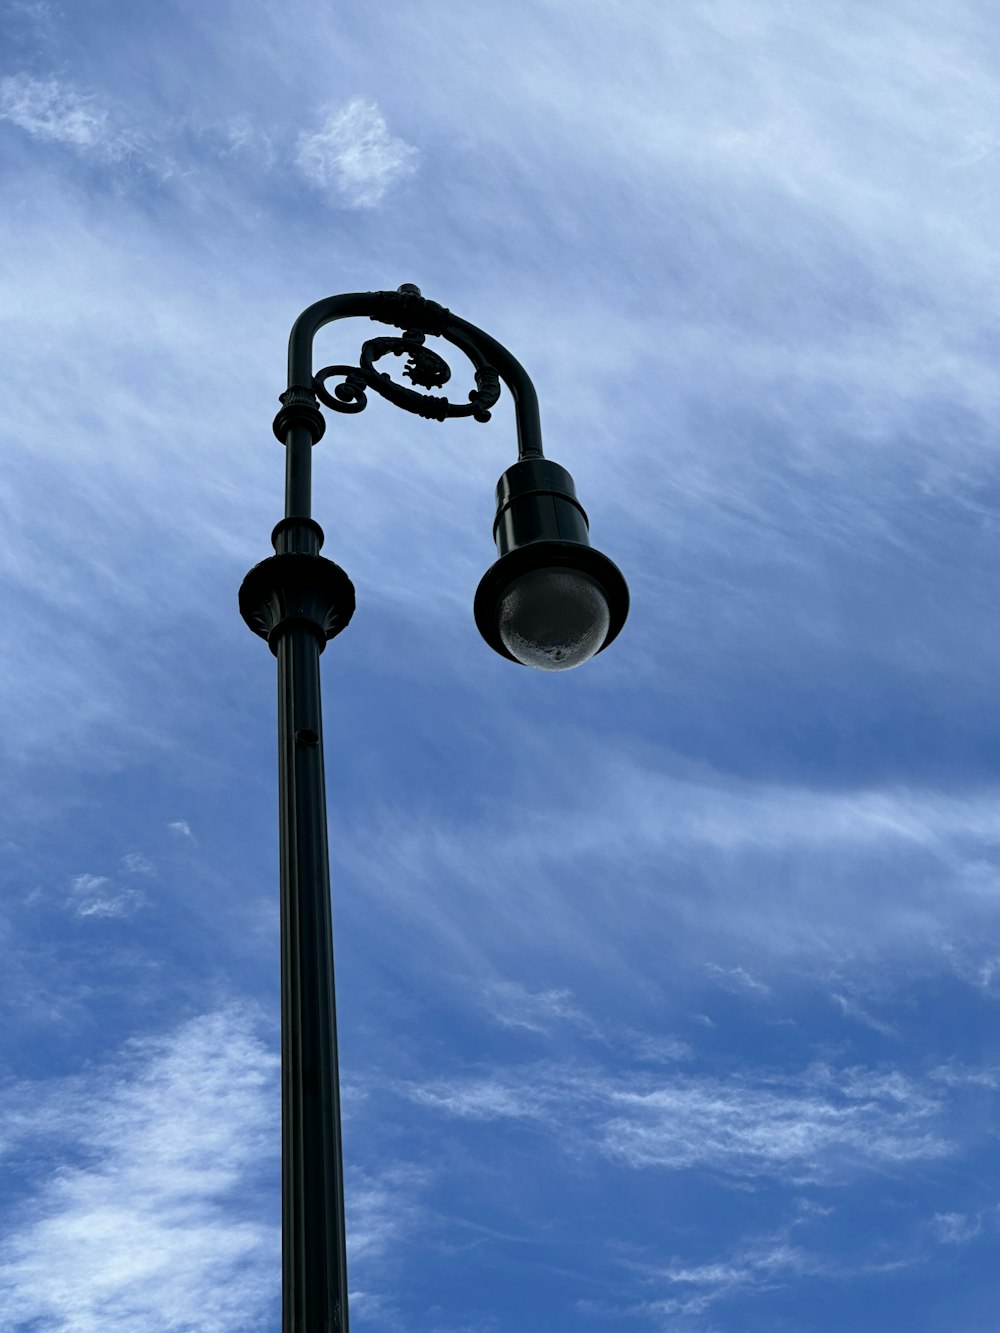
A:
[277,284,544,521]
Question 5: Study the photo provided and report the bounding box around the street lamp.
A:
[239,284,628,1331]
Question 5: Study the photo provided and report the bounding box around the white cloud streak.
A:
[602,1065,946,1182]
[119,852,155,876]
[930,1211,982,1245]
[831,991,898,1038]
[348,1163,428,1268]
[67,871,144,919]
[343,756,1000,990]
[406,1058,956,1187]
[479,979,587,1033]
[587,1206,905,1327]
[0,1007,279,1331]
[626,1237,821,1323]
[706,964,771,996]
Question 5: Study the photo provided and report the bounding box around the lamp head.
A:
[475,459,628,669]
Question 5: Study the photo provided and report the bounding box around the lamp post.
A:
[239,285,629,1332]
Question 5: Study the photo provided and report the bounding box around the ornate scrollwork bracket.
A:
[276,284,545,520]
[309,289,501,426]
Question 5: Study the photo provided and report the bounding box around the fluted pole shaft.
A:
[276,617,349,1332]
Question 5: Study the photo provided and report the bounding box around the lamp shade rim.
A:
[474,539,629,663]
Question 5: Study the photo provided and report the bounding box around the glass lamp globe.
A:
[497,566,611,671]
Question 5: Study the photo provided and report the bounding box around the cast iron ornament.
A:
[311,289,501,425]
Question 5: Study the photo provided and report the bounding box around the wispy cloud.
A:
[476,979,692,1066]
[628,1033,693,1065]
[348,1163,428,1266]
[0,73,135,159]
[343,757,1000,986]
[119,852,155,876]
[66,871,144,919]
[0,1007,279,1331]
[479,979,586,1033]
[589,1203,912,1328]
[930,1211,983,1245]
[929,1062,1000,1090]
[3,0,58,50]
[639,1236,821,1318]
[340,1163,436,1325]
[405,1058,956,1187]
[602,1064,947,1183]
[706,964,771,996]
[295,97,419,207]
[831,991,898,1038]
[410,1075,549,1124]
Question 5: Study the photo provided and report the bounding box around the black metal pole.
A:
[277,613,348,1332]
[241,430,355,1328]
[240,286,527,1331]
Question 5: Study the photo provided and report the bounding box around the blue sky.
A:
[2,0,1000,1328]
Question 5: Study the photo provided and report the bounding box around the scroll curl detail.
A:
[313,329,500,424]
[313,367,369,415]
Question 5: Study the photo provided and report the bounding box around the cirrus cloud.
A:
[0,72,134,159]
[295,97,419,207]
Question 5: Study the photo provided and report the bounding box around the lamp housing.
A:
[474,458,629,669]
